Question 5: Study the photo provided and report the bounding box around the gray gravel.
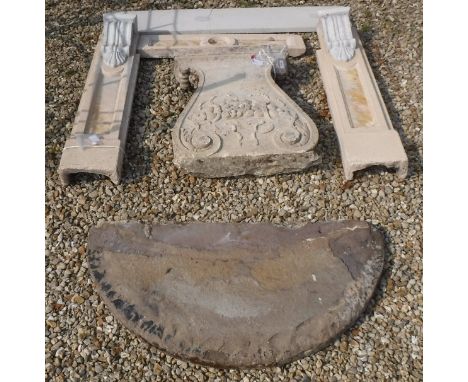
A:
[46,0,422,381]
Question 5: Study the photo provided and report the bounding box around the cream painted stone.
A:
[316,17,408,180]
[128,6,348,34]
[58,15,140,185]
[171,44,320,177]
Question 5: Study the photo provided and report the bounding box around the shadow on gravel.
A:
[121,60,162,184]
[359,29,423,180]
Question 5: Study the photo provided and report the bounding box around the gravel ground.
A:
[45,1,422,381]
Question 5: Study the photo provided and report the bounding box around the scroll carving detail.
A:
[179,93,314,156]
[172,43,319,177]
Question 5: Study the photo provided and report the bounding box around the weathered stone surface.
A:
[88,221,384,367]
[129,6,348,34]
[172,44,320,177]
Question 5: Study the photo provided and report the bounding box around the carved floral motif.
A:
[179,93,313,156]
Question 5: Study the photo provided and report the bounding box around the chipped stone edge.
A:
[87,222,385,368]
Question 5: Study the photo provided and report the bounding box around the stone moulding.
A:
[316,19,408,180]
[88,221,385,367]
[58,14,139,185]
[58,6,407,184]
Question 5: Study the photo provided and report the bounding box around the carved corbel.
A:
[318,7,356,62]
[101,13,137,68]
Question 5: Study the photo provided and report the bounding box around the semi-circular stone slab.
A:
[88,221,384,367]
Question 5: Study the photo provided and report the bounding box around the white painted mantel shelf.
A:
[58,6,408,184]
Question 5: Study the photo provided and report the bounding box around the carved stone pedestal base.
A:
[58,6,408,183]
[172,46,320,177]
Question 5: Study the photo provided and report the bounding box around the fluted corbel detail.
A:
[318,8,356,62]
[101,13,137,68]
